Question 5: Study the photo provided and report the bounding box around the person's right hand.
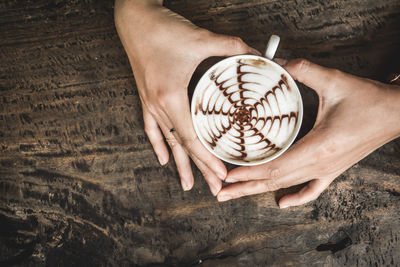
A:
[114,0,260,195]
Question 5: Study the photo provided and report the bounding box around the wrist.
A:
[115,0,162,9]
[114,0,165,51]
[114,0,163,24]
[391,85,400,138]
[381,84,400,139]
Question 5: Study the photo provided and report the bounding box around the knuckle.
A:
[139,91,148,103]
[157,90,181,110]
[234,188,246,198]
[315,147,329,161]
[242,166,252,181]
[330,69,343,80]
[326,69,343,89]
[196,28,212,41]
[315,138,336,161]
[316,164,335,176]
[145,103,158,117]
[181,136,198,152]
[143,121,159,139]
[314,158,335,176]
[196,30,216,58]
[165,137,179,148]
[313,156,335,176]
[143,72,159,92]
[257,168,281,191]
[263,179,280,192]
[155,90,170,107]
[268,168,281,180]
[295,58,311,74]
[229,36,246,50]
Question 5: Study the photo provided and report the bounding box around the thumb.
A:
[283,58,342,95]
[278,178,332,208]
[207,33,261,57]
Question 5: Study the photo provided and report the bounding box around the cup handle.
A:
[264,35,280,60]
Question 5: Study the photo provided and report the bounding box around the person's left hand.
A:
[216,59,400,208]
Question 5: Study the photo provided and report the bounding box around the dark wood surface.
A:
[1,0,399,266]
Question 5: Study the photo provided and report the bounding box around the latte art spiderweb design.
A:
[193,58,301,164]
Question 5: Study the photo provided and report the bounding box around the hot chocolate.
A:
[191,55,302,165]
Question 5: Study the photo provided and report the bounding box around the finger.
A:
[143,105,169,165]
[162,94,227,180]
[284,58,343,94]
[191,154,222,196]
[181,137,227,180]
[207,33,261,57]
[146,104,222,193]
[225,134,315,183]
[278,178,332,208]
[168,139,194,191]
[154,105,223,194]
[217,175,311,202]
[154,113,195,191]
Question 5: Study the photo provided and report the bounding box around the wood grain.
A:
[0,0,399,266]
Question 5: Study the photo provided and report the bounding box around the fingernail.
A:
[279,202,289,209]
[211,184,221,196]
[224,177,236,183]
[158,154,168,166]
[217,194,232,202]
[181,181,191,191]
[217,171,227,180]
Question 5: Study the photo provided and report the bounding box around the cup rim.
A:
[191,54,303,166]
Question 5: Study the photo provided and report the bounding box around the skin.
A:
[115,1,400,206]
[217,58,400,208]
[114,0,260,195]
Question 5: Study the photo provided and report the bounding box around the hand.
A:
[217,59,400,207]
[114,0,260,194]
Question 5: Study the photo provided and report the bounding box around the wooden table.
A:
[1,0,399,265]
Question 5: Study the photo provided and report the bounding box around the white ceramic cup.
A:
[191,35,303,166]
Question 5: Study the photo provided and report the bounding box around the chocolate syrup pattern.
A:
[194,59,299,162]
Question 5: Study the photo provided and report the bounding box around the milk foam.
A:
[192,56,302,165]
